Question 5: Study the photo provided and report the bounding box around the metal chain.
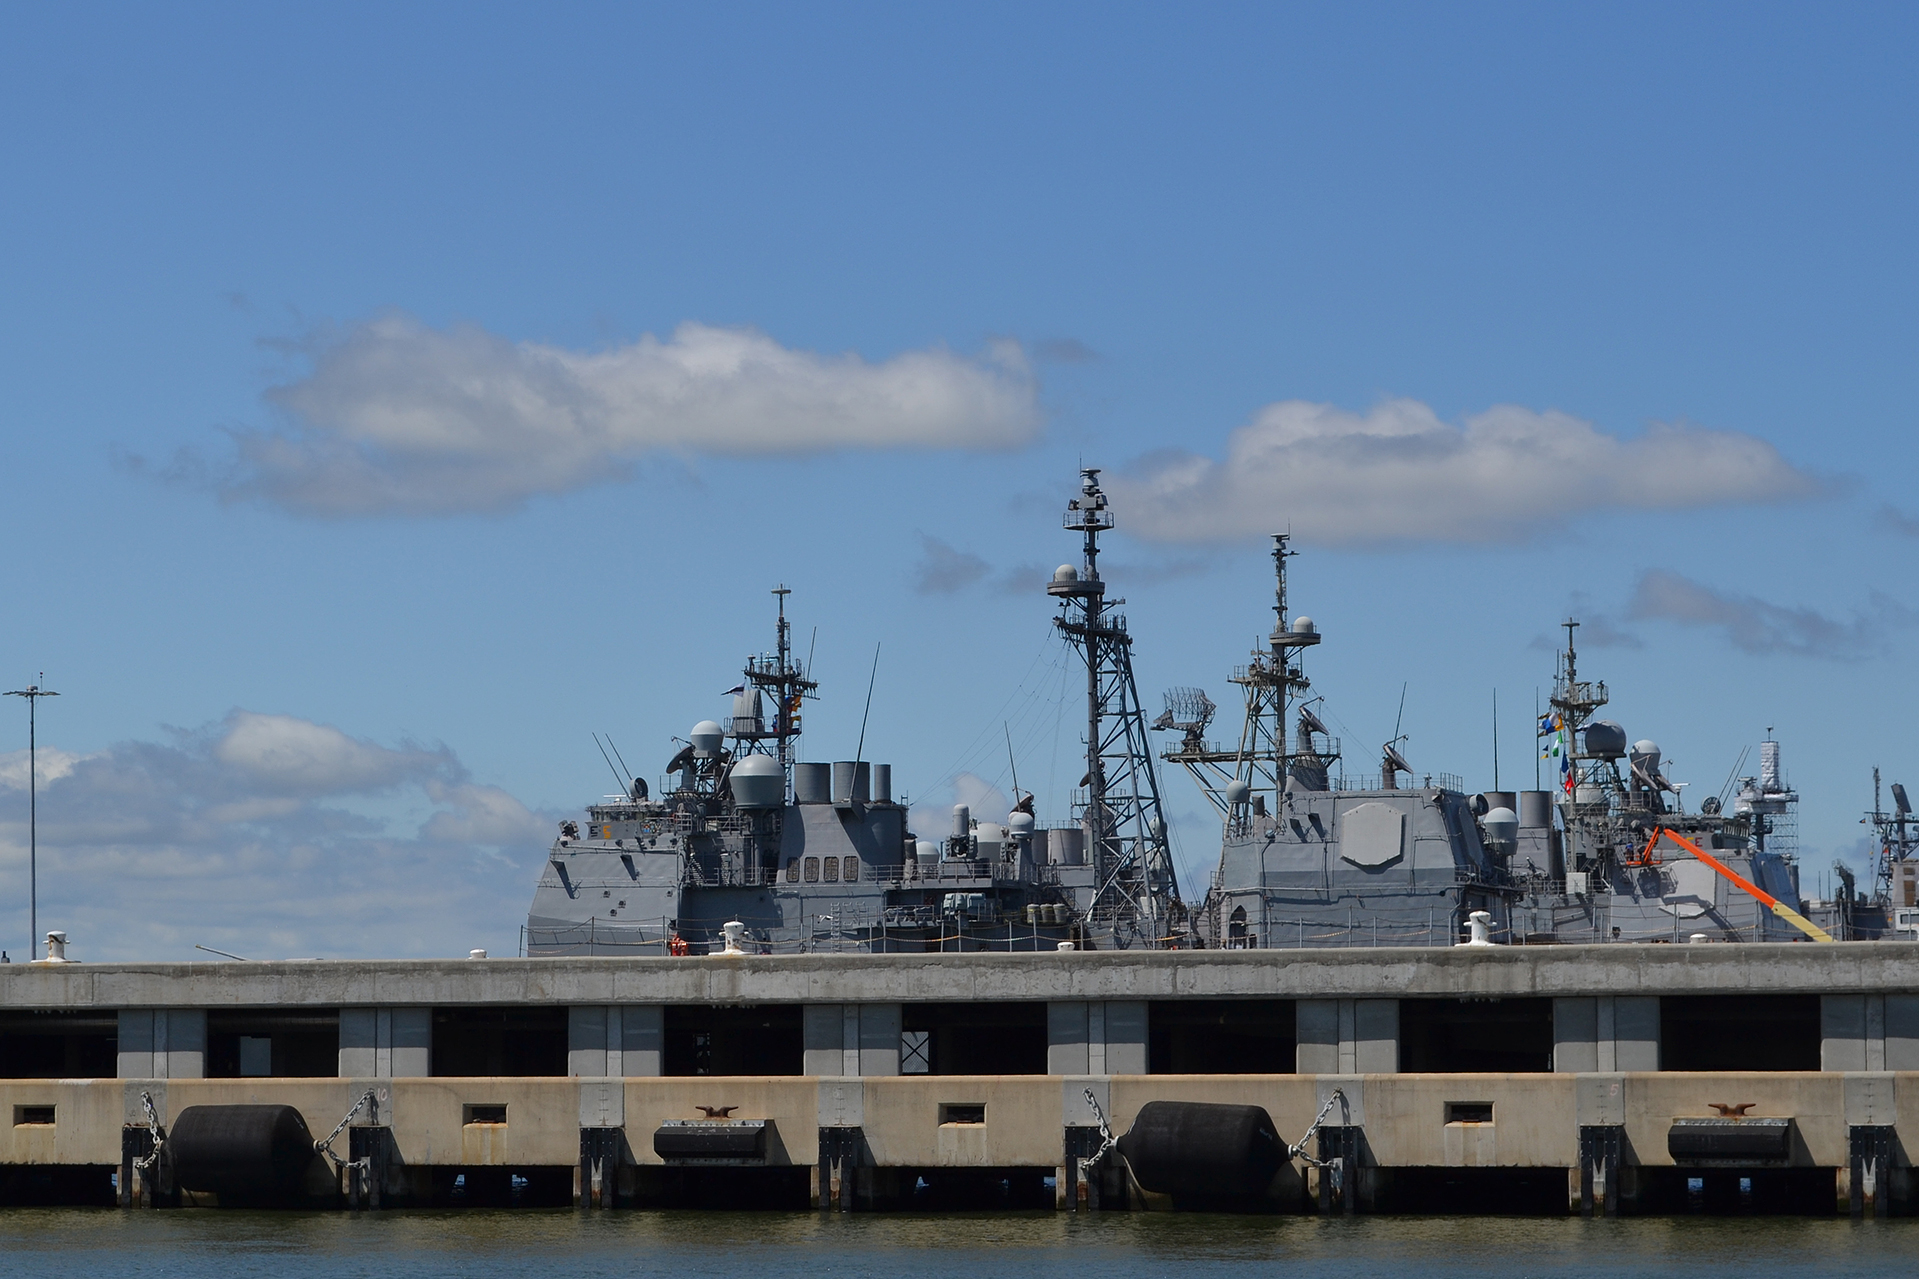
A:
[1082,1088,1120,1166]
[131,1090,166,1174]
[1288,1088,1347,1168]
[315,1089,377,1173]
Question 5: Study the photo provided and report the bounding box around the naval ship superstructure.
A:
[527,472,1185,955]
[1159,539,1822,947]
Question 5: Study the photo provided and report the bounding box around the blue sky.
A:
[2,3,1916,959]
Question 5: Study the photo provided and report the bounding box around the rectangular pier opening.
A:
[1660,995,1821,1071]
[1148,999,1295,1073]
[630,1165,812,1209]
[900,1003,1047,1074]
[206,1009,339,1077]
[0,1012,117,1078]
[1400,998,1554,1072]
[664,1005,803,1075]
[432,1007,568,1076]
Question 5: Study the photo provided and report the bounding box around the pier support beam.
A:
[1315,1125,1365,1214]
[1577,1126,1622,1217]
[577,1127,623,1209]
[346,1126,391,1209]
[816,1126,862,1211]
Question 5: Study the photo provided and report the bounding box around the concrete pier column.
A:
[1554,997,1658,1072]
[1296,1000,1397,1073]
[804,1004,901,1076]
[1048,1002,1147,1075]
[569,1006,662,1077]
[339,1008,429,1077]
[1821,994,1919,1071]
[117,1010,205,1079]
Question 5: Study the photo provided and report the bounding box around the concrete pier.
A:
[1,944,1915,1213]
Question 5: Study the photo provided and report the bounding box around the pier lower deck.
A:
[0,1070,1910,1215]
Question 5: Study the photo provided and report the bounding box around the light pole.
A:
[5,677,58,961]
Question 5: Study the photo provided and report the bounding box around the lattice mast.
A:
[1549,619,1620,872]
[1230,535,1324,803]
[1157,535,1333,817]
[1048,469,1182,938]
[732,586,819,795]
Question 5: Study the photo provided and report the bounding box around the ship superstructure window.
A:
[843,857,859,882]
[804,858,820,882]
[785,860,800,883]
[823,857,839,882]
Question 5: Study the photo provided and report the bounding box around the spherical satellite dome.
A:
[690,720,724,756]
[1582,720,1628,759]
[1007,811,1035,835]
[1052,564,1079,582]
[1291,616,1317,634]
[730,754,784,809]
[1224,779,1252,804]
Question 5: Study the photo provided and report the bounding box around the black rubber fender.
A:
[1115,1100,1284,1199]
[168,1104,320,1203]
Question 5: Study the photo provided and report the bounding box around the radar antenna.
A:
[1155,533,1336,816]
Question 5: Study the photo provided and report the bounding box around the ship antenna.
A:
[591,734,627,793]
[1492,688,1499,792]
[1005,722,1022,801]
[853,642,880,770]
[4,674,57,961]
[606,736,636,785]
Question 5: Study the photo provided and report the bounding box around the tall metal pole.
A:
[6,677,58,961]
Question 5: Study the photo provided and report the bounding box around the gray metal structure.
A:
[1163,545,1823,948]
[1047,468,1183,946]
[527,472,1186,955]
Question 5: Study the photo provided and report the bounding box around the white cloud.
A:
[213,710,449,794]
[220,314,1042,516]
[1107,398,1821,546]
[0,711,553,961]
[1627,569,1911,661]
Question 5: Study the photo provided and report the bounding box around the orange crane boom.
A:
[1654,828,1834,943]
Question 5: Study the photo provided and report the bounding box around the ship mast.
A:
[1049,469,1182,941]
[736,586,817,799]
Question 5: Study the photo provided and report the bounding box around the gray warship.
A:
[530,465,1886,955]
[1160,536,1831,947]
[526,470,1185,955]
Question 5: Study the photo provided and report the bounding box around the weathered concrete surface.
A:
[1,1071,1913,1179]
[8,942,1919,1010]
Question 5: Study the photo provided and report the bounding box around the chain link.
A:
[131,1090,165,1175]
[315,1089,378,1173]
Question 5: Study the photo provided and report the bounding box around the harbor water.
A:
[1,1210,1912,1279]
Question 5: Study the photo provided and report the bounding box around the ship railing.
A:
[521,917,1095,957]
[1334,771,1467,793]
